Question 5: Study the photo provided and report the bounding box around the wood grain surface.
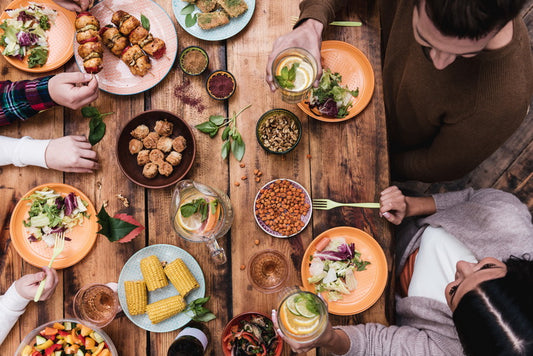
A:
[0,0,392,355]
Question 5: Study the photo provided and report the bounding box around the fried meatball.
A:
[158,161,173,177]
[142,162,158,179]
[78,41,103,58]
[142,132,159,149]
[130,124,150,139]
[154,120,173,136]
[129,139,143,154]
[157,136,173,153]
[137,150,150,166]
[166,151,182,166]
[149,149,164,163]
[172,136,187,152]
[76,29,100,43]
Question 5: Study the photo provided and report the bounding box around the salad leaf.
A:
[308,69,359,118]
[27,47,47,68]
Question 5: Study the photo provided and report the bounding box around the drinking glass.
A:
[276,286,328,344]
[272,47,318,104]
[72,283,120,328]
[170,179,234,265]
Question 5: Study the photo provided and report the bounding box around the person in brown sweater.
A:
[266,0,533,182]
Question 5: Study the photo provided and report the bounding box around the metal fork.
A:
[34,232,65,302]
[312,198,380,210]
[290,16,362,27]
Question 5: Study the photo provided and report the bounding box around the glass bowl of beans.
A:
[206,70,236,100]
[254,179,312,238]
[256,109,302,154]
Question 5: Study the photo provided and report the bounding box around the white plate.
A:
[74,0,178,95]
[118,244,205,333]
[172,0,255,41]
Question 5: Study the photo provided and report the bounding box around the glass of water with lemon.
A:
[171,179,233,265]
[277,286,328,344]
[272,47,318,104]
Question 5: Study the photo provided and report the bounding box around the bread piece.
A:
[216,0,247,17]
[197,11,229,30]
[196,0,217,12]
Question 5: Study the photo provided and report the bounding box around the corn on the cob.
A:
[164,258,199,297]
[124,280,147,315]
[140,255,168,291]
[146,295,186,324]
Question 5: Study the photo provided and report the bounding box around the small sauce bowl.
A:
[256,109,302,154]
[206,70,236,100]
[179,46,209,76]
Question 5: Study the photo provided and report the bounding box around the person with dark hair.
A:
[273,187,533,355]
[266,0,533,182]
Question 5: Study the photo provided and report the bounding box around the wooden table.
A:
[0,0,392,354]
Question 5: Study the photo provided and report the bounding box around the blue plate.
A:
[118,244,205,332]
[172,0,255,41]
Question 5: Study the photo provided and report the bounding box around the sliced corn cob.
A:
[124,280,147,315]
[140,255,168,291]
[146,295,186,324]
[164,258,199,297]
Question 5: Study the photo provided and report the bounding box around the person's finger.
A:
[62,72,93,85]
[79,149,97,161]
[26,272,45,285]
[69,157,99,170]
[381,186,398,195]
[76,141,93,150]
[71,135,89,142]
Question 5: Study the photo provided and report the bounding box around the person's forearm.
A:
[298,0,346,28]
[405,196,436,217]
[320,328,351,355]
[0,284,30,345]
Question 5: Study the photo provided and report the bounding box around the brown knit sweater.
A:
[299,0,533,182]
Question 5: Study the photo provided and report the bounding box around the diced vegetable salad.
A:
[307,237,370,301]
[23,187,88,247]
[223,314,279,356]
[21,322,111,356]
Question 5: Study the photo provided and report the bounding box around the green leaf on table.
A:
[89,118,106,146]
[209,115,226,126]
[181,3,195,15]
[185,13,197,27]
[221,126,230,141]
[81,106,100,118]
[195,121,218,135]
[221,140,230,160]
[140,14,150,31]
[97,206,140,242]
[231,139,245,161]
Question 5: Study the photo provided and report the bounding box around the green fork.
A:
[34,231,65,302]
[312,199,380,210]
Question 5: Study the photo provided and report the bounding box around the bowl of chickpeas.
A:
[117,110,196,189]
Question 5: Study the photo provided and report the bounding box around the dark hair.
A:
[414,0,526,39]
[452,256,533,356]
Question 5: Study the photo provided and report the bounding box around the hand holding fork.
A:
[33,232,65,302]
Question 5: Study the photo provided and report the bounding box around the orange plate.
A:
[297,40,375,122]
[0,0,75,72]
[301,226,387,315]
[9,183,98,269]
[74,0,178,95]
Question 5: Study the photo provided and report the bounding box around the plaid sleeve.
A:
[0,75,56,126]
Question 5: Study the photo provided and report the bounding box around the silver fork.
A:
[34,232,65,302]
[290,16,362,27]
[312,198,380,210]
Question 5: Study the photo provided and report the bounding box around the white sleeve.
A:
[0,283,31,346]
[0,136,50,168]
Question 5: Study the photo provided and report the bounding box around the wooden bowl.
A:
[117,110,196,189]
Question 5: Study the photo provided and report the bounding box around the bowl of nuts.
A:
[256,109,302,154]
[254,179,312,238]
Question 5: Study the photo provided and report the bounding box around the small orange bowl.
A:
[222,312,283,356]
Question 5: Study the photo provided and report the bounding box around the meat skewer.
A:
[75,12,103,74]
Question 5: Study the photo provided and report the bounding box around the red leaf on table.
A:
[113,213,144,243]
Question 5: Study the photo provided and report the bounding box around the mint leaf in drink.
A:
[275,63,299,89]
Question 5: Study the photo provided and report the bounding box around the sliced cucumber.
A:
[35,335,47,345]
[63,322,73,330]
[91,331,104,344]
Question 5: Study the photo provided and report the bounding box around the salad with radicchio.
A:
[307,237,370,301]
[307,69,359,119]
[223,314,280,356]
[0,2,56,68]
[23,187,88,247]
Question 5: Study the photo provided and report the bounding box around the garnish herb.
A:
[140,14,150,31]
[275,63,299,89]
[96,205,139,242]
[180,198,218,222]
[81,106,113,146]
[181,4,198,27]
[185,296,216,322]
[39,15,50,30]
[195,104,251,161]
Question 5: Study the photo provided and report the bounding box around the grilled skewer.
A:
[75,12,103,74]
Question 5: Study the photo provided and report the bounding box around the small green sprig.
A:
[180,198,218,222]
[185,296,216,322]
[195,104,251,161]
[140,14,150,31]
[81,106,113,146]
[275,63,299,89]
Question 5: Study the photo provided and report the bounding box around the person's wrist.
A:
[298,18,324,36]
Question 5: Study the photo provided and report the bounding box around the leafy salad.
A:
[223,314,279,356]
[308,69,359,118]
[307,237,370,301]
[0,2,56,68]
[23,187,88,247]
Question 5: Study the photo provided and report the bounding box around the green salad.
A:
[308,69,359,119]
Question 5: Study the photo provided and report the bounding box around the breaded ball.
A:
[154,120,173,137]
[157,136,173,153]
[172,136,187,152]
[149,149,165,163]
[166,151,182,166]
[142,132,159,149]
[137,150,150,166]
[130,124,150,139]
[129,139,143,154]
[142,162,158,179]
[158,161,173,176]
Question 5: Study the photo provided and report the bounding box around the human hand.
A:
[48,72,99,110]
[379,186,408,225]
[45,135,99,173]
[52,0,93,12]
[15,267,59,301]
[265,19,324,91]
